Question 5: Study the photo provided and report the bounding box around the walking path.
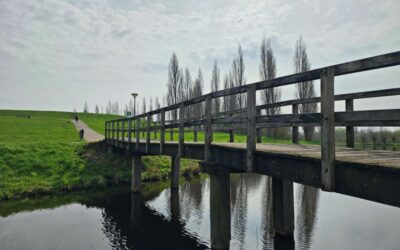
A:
[71,120,104,143]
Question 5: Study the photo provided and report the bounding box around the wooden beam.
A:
[292,104,299,144]
[204,95,212,161]
[320,67,335,191]
[160,109,165,154]
[146,113,151,153]
[345,99,355,148]
[135,118,140,151]
[247,84,256,172]
[179,103,185,157]
[256,109,262,143]
[132,154,142,193]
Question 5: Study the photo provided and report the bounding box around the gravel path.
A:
[71,119,104,143]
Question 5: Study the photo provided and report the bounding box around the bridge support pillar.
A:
[130,193,143,231]
[170,189,180,226]
[171,155,180,189]
[272,178,294,237]
[209,165,231,250]
[131,154,142,193]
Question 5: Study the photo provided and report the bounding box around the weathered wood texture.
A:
[320,67,335,191]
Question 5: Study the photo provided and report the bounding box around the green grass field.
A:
[0,110,199,200]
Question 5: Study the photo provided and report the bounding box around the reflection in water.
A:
[261,176,274,250]
[1,174,400,250]
[296,185,320,250]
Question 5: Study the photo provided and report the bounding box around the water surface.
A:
[1,174,399,250]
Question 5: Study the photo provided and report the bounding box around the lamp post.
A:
[131,93,138,117]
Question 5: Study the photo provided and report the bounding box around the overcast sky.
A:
[0,0,399,113]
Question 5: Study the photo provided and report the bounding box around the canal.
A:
[1,174,399,249]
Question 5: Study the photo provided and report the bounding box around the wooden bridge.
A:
[104,52,400,249]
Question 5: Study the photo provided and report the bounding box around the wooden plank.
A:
[135,118,140,151]
[204,95,212,161]
[112,121,115,145]
[247,85,256,172]
[320,67,335,191]
[179,103,185,157]
[146,113,151,153]
[121,119,125,145]
[292,104,299,144]
[128,118,132,149]
[160,109,165,154]
[346,99,355,148]
[256,109,262,143]
[229,114,234,142]
[116,120,120,145]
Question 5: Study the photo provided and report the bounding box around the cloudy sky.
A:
[0,0,399,113]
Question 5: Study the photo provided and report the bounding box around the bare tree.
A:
[294,36,317,141]
[166,53,181,121]
[142,97,146,114]
[231,44,246,109]
[192,69,204,117]
[211,60,221,113]
[155,97,161,121]
[260,37,281,137]
[222,74,230,112]
[183,68,193,121]
[83,101,89,113]
[95,105,100,114]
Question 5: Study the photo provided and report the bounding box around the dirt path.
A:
[71,119,104,143]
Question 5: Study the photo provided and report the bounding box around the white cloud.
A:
[0,0,399,112]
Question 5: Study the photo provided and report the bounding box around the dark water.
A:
[1,174,399,250]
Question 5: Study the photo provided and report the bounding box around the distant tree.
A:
[183,68,193,120]
[222,74,230,112]
[95,105,100,114]
[192,69,204,117]
[142,97,146,114]
[260,37,281,137]
[73,107,76,113]
[166,53,181,121]
[155,97,161,121]
[231,44,246,109]
[293,36,317,141]
[83,101,89,113]
[211,60,221,113]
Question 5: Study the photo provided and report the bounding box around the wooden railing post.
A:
[135,118,140,151]
[116,120,120,146]
[292,104,299,144]
[204,95,212,161]
[256,109,262,143]
[105,121,107,142]
[247,85,256,172]
[160,109,165,154]
[345,99,355,148]
[112,121,115,145]
[146,114,151,153]
[229,114,234,143]
[121,119,125,146]
[179,103,185,157]
[320,67,335,191]
[127,118,132,152]
[194,126,198,142]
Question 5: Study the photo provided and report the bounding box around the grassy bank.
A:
[0,110,200,200]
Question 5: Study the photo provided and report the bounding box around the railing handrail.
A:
[106,51,400,123]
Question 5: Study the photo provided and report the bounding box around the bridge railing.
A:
[105,51,400,191]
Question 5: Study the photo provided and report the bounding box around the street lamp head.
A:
[131,93,138,98]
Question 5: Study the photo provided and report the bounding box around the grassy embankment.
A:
[0,110,198,200]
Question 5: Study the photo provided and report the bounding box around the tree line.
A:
[83,36,318,141]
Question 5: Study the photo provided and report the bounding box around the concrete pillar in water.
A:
[171,155,180,189]
[131,154,142,193]
[209,165,231,250]
[272,177,294,237]
[130,192,143,231]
